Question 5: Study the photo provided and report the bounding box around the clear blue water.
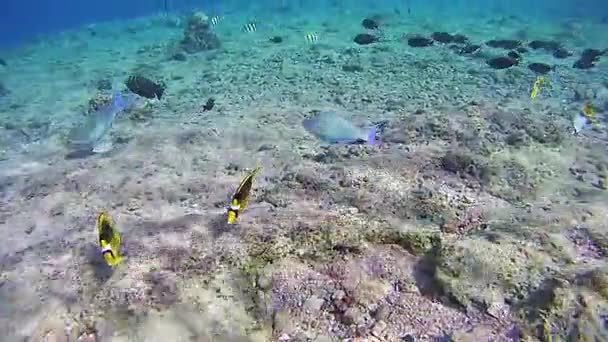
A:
[1,0,607,47]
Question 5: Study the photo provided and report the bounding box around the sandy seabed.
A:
[0,7,608,342]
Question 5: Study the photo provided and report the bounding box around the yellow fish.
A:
[530,76,545,99]
[97,212,122,266]
[227,166,261,224]
[581,102,596,119]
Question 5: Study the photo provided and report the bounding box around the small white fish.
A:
[242,22,257,33]
[304,33,319,44]
[572,111,590,135]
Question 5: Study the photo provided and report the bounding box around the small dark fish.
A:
[361,18,379,30]
[528,40,562,51]
[507,51,521,60]
[452,34,469,44]
[353,33,378,45]
[269,36,283,44]
[125,75,165,100]
[408,36,433,47]
[0,58,6,67]
[431,32,454,44]
[202,98,215,111]
[486,39,521,50]
[528,62,552,74]
[487,56,518,69]
[460,44,481,54]
[552,48,572,59]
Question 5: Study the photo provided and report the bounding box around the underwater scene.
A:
[1,0,608,341]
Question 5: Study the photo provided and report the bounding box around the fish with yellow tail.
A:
[572,102,597,135]
[530,76,545,99]
[227,166,261,224]
[97,212,123,266]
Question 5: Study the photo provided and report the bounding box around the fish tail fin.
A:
[366,127,377,144]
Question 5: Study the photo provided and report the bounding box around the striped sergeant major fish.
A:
[242,21,257,33]
[304,33,319,44]
[210,15,222,26]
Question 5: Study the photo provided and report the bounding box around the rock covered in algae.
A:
[179,11,221,53]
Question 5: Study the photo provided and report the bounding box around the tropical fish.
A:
[242,22,257,33]
[581,102,596,121]
[573,102,597,135]
[97,211,122,266]
[304,33,319,44]
[302,110,379,144]
[530,76,545,99]
[210,16,222,26]
[227,167,261,224]
[67,92,134,156]
[125,75,165,100]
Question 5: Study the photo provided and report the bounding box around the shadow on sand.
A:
[83,243,114,282]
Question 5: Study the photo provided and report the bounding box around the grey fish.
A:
[302,110,379,144]
[572,110,591,135]
[67,92,134,156]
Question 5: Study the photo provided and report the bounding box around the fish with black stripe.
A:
[210,15,222,26]
[97,211,123,266]
[304,33,319,44]
[242,21,257,33]
[227,166,261,224]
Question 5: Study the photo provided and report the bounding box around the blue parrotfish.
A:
[67,92,135,157]
[302,110,382,144]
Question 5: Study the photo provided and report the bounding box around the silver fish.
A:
[302,110,378,144]
[572,110,590,135]
[67,92,133,155]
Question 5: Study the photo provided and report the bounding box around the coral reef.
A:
[179,11,221,53]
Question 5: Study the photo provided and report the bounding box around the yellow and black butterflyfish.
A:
[97,211,123,266]
[529,76,545,99]
[227,166,261,224]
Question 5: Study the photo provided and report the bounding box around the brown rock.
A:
[371,320,387,338]
[341,307,363,325]
[374,304,391,321]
